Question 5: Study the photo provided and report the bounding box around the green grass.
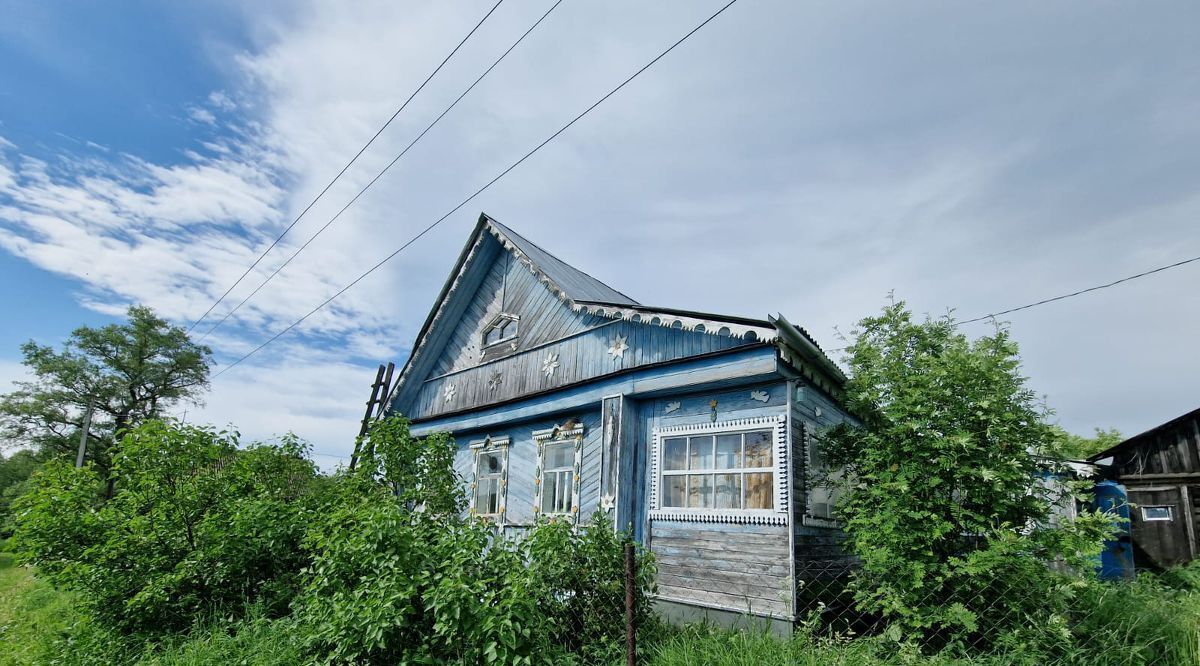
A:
[3,544,1198,666]
[0,548,86,666]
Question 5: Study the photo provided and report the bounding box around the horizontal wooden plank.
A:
[657,584,789,616]
[650,533,790,553]
[651,523,788,538]
[657,562,790,585]
[658,573,790,600]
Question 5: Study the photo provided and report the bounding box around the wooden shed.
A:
[383,213,852,629]
[1090,406,1200,568]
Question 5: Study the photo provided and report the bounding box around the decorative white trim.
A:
[469,435,511,523]
[607,333,629,360]
[573,302,778,343]
[750,390,769,403]
[649,511,786,526]
[468,435,511,450]
[651,414,788,516]
[532,421,584,523]
[663,401,681,414]
[541,353,560,378]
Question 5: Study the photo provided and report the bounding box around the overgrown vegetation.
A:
[7,416,653,665]
[819,302,1118,651]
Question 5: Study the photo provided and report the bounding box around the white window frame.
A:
[481,313,520,349]
[650,415,787,525]
[533,421,584,522]
[469,435,510,521]
[1141,505,1174,522]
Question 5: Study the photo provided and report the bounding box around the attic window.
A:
[482,314,519,348]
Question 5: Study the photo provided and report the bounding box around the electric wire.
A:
[211,0,741,379]
[187,0,506,333]
[198,0,565,342]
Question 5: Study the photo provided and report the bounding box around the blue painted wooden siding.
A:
[636,381,794,619]
[411,318,753,421]
[429,236,608,377]
[450,410,604,529]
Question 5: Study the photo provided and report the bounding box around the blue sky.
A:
[2,1,1198,464]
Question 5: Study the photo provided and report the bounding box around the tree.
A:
[0,305,212,477]
[1052,425,1123,460]
[820,302,1113,646]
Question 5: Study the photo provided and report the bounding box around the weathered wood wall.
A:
[638,382,793,618]
[651,521,792,618]
[414,318,753,421]
[451,409,603,531]
[1105,409,1200,567]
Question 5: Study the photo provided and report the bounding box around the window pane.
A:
[714,473,741,509]
[541,472,559,513]
[485,327,499,345]
[479,452,502,476]
[689,436,714,471]
[663,438,687,471]
[745,472,773,509]
[744,431,772,468]
[476,478,499,514]
[715,434,742,469]
[687,474,713,509]
[546,442,573,469]
[663,475,685,508]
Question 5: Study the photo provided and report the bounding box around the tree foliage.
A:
[820,302,1115,647]
[11,420,319,635]
[0,306,212,476]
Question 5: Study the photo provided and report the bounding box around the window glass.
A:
[689,436,714,470]
[688,474,713,509]
[474,450,505,515]
[659,426,777,512]
[1142,506,1173,521]
[715,434,742,468]
[714,473,741,509]
[663,475,686,508]
[663,437,687,471]
[745,472,773,509]
[545,442,573,469]
[744,430,772,467]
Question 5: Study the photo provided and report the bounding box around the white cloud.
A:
[188,106,217,125]
[2,0,1200,456]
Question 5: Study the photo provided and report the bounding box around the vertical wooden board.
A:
[505,430,538,525]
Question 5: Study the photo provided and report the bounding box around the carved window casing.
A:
[533,421,584,522]
[650,415,787,525]
[482,313,519,348]
[469,435,510,520]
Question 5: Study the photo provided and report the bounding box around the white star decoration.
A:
[607,334,629,360]
[541,353,560,378]
[444,384,456,403]
[488,370,502,392]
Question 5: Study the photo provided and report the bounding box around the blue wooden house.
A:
[385,213,852,627]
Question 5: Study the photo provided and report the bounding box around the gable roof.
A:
[1088,404,1200,462]
[486,217,638,306]
[385,213,845,413]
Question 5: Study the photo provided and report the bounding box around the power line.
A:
[187,0,506,334]
[820,252,1200,354]
[198,0,565,342]
[959,253,1200,324]
[212,0,742,380]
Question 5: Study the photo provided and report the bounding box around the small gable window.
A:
[482,314,519,348]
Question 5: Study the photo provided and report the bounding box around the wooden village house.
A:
[1090,406,1200,568]
[382,214,852,628]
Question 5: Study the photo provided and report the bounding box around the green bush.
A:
[11,420,320,636]
[296,416,655,665]
[819,302,1117,648]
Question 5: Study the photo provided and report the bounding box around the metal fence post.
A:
[625,540,636,666]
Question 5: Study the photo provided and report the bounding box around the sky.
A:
[1,1,1197,467]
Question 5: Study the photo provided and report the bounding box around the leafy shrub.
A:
[820,302,1116,648]
[297,416,655,665]
[11,420,319,636]
[524,513,656,662]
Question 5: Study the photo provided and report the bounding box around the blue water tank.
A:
[1091,480,1134,580]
